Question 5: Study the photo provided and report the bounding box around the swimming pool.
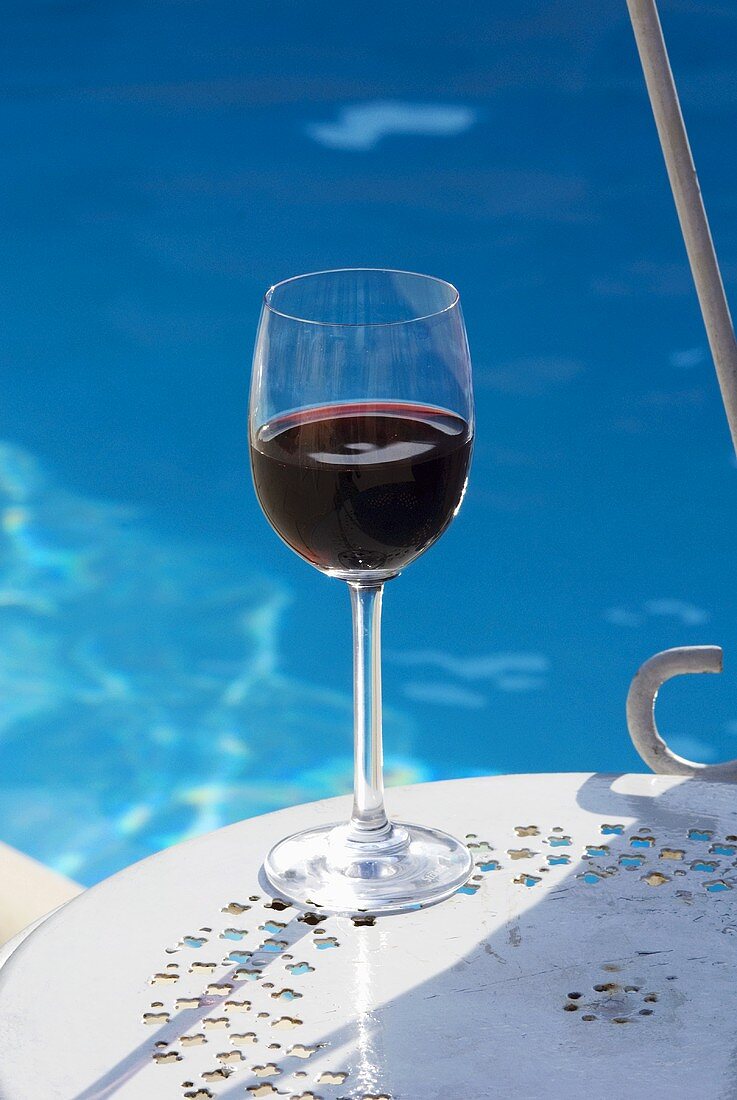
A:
[3,1,737,884]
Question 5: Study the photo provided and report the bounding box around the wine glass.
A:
[249,268,474,914]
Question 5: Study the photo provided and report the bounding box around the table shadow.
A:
[69,774,737,1100]
[210,774,737,1100]
[73,917,314,1100]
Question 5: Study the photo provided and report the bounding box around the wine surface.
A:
[250,402,472,575]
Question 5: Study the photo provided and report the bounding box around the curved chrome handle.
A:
[626,645,737,777]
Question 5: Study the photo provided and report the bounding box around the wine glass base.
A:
[263,821,473,915]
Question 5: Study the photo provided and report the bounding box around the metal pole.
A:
[626,0,737,456]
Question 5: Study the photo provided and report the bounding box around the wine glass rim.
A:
[263,267,460,327]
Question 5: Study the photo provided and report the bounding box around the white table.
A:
[2,773,737,1100]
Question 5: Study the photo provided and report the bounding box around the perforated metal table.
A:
[1,773,736,1100]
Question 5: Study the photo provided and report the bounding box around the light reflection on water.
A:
[0,443,427,884]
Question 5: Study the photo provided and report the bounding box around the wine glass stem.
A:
[348,581,391,841]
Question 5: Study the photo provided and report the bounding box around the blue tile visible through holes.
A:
[619,856,645,870]
[227,951,252,965]
[286,964,315,976]
[514,874,542,888]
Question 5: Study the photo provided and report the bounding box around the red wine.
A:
[250,402,472,575]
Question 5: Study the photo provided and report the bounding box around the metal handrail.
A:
[625,2,737,774]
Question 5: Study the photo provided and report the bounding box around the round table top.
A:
[2,772,737,1100]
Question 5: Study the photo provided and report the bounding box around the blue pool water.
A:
[2,2,737,884]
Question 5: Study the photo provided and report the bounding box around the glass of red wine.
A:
[249,268,474,913]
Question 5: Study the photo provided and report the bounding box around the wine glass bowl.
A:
[250,401,472,581]
[249,269,474,913]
